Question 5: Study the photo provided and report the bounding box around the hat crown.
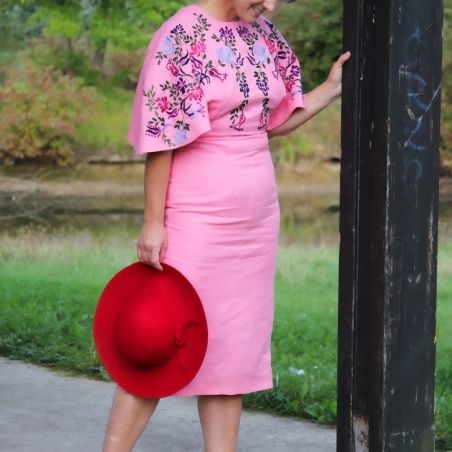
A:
[114,296,177,367]
[93,261,208,398]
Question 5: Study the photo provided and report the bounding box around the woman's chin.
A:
[240,9,260,22]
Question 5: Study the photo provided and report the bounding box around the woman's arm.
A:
[267,80,340,138]
[268,50,351,139]
[136,150,173,271]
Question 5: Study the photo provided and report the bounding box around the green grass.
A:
[261,244,338,424]
[435,241,452,451]
[0,226,451,449]
[0,226,132,378]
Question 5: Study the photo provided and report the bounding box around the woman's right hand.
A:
[136,221,167,271]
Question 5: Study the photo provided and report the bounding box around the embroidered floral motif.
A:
[236,25,271,129]
[253,18,304,100]
[141,11,303,144]
[212,26,250,130]
[143,13,228,147]
[216,46,235,65]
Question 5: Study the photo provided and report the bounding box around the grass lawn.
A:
[0,225,451,449]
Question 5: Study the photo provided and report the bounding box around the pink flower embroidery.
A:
[187,86,204,101]
[156,96,169,112]
[264,37,277,54]
[285,79,296,93]
[190,41,206,57]
[166,59,181,77]
[208,67,228,82]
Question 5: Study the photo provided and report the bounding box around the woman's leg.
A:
[102,384,160,452]
[197,394,243,452]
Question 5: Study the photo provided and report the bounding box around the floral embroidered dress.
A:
[127,3,307,396]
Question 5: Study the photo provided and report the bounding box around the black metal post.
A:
[337,0,444,450]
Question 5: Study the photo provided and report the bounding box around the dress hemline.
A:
[170,380,274,398]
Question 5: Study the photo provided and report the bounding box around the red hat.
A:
[93,261,208,398]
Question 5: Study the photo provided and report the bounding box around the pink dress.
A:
[127,3,307,396]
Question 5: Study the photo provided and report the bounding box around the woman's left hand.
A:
[325,50,352,98]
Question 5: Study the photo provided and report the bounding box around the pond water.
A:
[1,163,451,246]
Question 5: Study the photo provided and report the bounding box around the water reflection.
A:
[1,163,451,246]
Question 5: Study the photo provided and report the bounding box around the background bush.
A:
[0,0,450,166]
[0,56,96,166]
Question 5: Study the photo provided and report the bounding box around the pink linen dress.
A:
[127,2,307,396]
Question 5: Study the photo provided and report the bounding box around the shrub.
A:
[108,48,146,89]
[23,35,103,87]
[439,2,452,168]
[0,56,97,166]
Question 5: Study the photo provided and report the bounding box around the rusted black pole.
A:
[337,0,443,450]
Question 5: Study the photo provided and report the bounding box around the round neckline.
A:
[189,3,245,24]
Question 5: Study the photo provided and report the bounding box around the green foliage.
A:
[275,0,343,92]
[0,56,97,166]
[275,0,451,161]
[434,240,452,450]
[77,85,134,156]
[23,35,104,86]
[26,4,82,40]
[108,47,146,88]
[440,2,452,166]
[0,0,451,163]
[21,0,187,51]
[271,132,314,166]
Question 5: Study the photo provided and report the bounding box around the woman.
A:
[102,0,351,450]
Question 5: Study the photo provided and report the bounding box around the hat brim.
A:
[93,261,208,398]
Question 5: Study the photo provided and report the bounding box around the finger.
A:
[340,51,352,61]
[150,246,163,271]
[137,242,149,265]
[137,245,145,264]
[143,245,154,267]
[159,242,166,260]
[141,248,152,266]
[335,53,351,68]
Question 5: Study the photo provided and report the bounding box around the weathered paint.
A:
[353,415,370,452]
[337,0,443,450]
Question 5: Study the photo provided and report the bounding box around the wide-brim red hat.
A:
[93,261,208,398]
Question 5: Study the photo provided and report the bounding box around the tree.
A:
[3,0,187,70]
[275,0,343,91]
